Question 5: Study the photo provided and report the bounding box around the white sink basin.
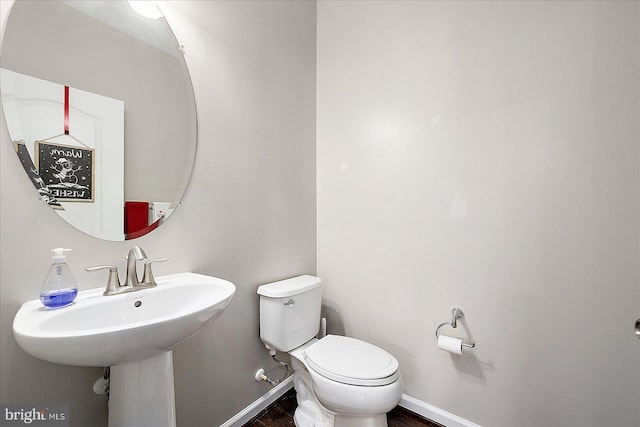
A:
[13,272,235,366]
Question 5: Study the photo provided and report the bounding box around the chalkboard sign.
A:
[36,141,95,202]
[14,141,63,209]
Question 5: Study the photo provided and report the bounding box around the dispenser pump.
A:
[52,248,70,264]
[40,248,78,308]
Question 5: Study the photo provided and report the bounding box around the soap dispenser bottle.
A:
[40,248,78,308]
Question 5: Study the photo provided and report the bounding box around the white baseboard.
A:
[220,378,479,427]
[220,376,294,427]
[399,394,481,427]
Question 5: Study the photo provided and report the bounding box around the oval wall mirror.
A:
[1,0,197,241]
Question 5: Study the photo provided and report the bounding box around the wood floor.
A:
[242,388,443,427]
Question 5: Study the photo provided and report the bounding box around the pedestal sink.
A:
[13,272,235,427]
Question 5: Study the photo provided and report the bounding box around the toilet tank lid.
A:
[257,275,321,298]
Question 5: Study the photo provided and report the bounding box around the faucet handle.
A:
[86,265,128,296]
[141,257,168,287]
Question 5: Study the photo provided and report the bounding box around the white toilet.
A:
[257,275,404,427]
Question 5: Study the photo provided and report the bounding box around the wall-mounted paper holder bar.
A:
[435,307,476,349]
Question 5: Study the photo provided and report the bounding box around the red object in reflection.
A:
[125,218,161,240]
[124,201,148,235]
[64,86,69,135]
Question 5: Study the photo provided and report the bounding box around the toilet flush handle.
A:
[284,299,295,307]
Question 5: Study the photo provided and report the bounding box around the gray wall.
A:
[0,1,316,426]
[316,1,640,427]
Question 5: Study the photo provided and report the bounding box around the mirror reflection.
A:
[1,0,197,241]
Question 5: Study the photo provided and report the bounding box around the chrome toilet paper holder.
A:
[435,307,476,349]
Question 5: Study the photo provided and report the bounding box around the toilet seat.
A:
[304,335,400,386]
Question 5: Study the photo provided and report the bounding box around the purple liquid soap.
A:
[40,288,78,308]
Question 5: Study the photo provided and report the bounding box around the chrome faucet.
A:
[128,246,168,289]
[86,246,168,296]
[125,246,148,287]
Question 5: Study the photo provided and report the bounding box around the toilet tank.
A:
[257,275,322,352]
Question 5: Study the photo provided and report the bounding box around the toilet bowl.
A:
[291,335,404,427]
[257,276,404,427]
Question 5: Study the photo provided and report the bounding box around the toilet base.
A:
[290,351,394,427]
[335,414,388,427]
[294,407,333,427]
[292,359,335,427]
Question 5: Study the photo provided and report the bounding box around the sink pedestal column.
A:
[108,351,176,427]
